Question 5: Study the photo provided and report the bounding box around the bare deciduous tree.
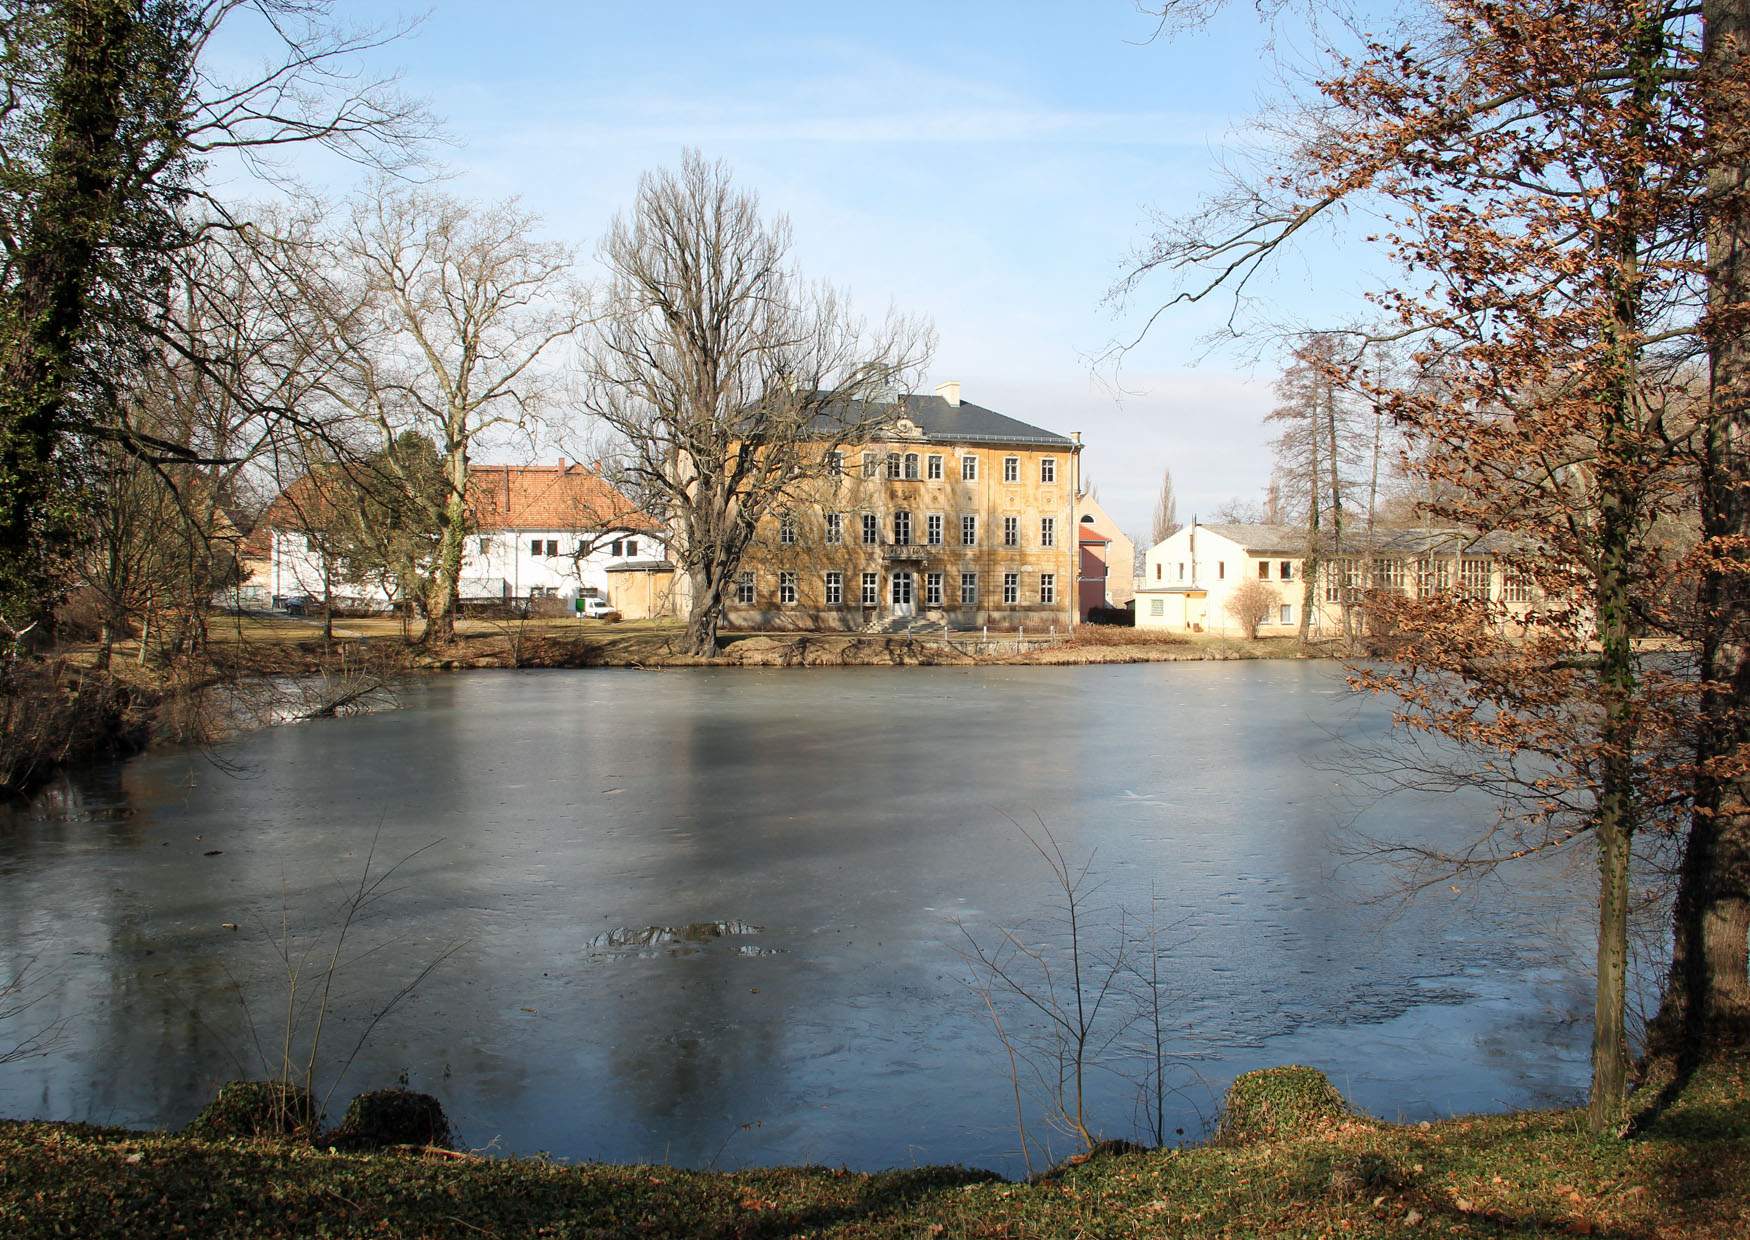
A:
[583,151,932,656]
[307,187,586,645]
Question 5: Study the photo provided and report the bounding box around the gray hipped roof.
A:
[811,392,1074,447]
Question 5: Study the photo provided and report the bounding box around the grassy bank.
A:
[187,615,1318,672]
[2,1064,1745,1237]
[0,658,155,798]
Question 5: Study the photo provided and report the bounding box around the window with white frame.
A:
[862,513,878,545]
[1279,603,1292,624]
[778,512,796,545]
[886,452,901,480]
[960,572,978,605]
[903,452,920,480]
[1258,560,1270,580]
[927,454,943,480]
[827,451,843,475]
[625,539,639,557]
[1460,558,1491,599]
[962,514,977,546]
[825,571,843,605]
[779,571,796,604]
[1150,598,1164,617]
[862,451,878,479]
[1040,573,1055,605]
[1003,456,1019,482]
[1503,567,1533,603]
[1416,557,1452,594]
[736,572,755,604]
[961,455,977,481]
[1003,572,1019,604]
[1374,558,1406,592]
[1040,458,1056,483]
[1040,516,1055,548]
[926,572,943,606]
[824,512,843,545]
[1177,561,1186,580]
[926,513,943,545]
[478,536,491,555]
[1280,560,1294,580]
[893,510,912,545]
[530,538,542,556]
[1003,516,1018,547]
[861,572,878,606]
[1324,560,1346,603]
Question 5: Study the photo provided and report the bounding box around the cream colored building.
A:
[725,383,1082,631]
[1073,491,1136,616]
[1134,522,1535,637]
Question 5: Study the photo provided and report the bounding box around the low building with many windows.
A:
[252,461,660,611]
[1133,521,1535,637]
[723,383,1082,631]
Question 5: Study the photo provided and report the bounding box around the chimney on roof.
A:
[558,456,567,472]
[935,380,961,408]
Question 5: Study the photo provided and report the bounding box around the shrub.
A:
[1085,605,1134,627]
[1215,1065,1350,1146]
[1224,579,1275,637]
[185,1081,317,1141]
[329,1088,453,1151]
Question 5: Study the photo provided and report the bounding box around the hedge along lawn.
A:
[2,1063,1747,1238]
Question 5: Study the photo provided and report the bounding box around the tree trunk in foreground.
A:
[0,0,137,629]
[1650,0,1750,1067]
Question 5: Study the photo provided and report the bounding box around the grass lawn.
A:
[2,1064,1745,1237]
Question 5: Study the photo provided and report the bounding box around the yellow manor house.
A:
[725,383,1082,632]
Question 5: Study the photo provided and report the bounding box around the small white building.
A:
[1134,522,1534,637]
[250,461,661,611]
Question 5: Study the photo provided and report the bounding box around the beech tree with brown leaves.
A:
[1124,0,1738,1131]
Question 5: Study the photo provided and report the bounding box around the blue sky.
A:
[218,2,1387,542]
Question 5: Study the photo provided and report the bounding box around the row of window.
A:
[779,511,1056,549]
[735,570,1057,607]
[1150,554,1531,603]
[475,536,643,558]
[1146,597,1298,625]
[1321,557,1528,602]
[826,451,1058,485]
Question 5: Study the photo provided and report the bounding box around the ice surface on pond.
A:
[0,664,1607,1175]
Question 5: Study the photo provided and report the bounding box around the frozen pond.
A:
[0,663,1596,1173]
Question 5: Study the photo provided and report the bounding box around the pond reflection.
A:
[0,664,1596,1173]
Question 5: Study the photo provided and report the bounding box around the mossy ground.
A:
[3,1063,1746,1237]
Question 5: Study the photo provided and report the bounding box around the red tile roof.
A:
[465,463,656,533]
[248,462,656,554]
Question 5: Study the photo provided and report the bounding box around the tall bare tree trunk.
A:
[1651,0,1750,1068]
[1324,378,1348,640]
[425,449,469,646]
[1588,11,1661,1132]
[1298,389,1322,645]
[1591,494,1637,1132]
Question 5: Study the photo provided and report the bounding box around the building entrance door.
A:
[890,571,915,619]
